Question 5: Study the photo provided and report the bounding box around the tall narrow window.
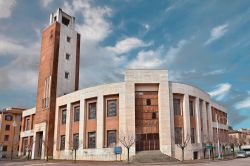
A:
[175,127,182,144]
[189,100,194,116]
[191,128,196,143]
[62,109,67,124]
[4,135,9,141]
[88,132,96,148]
[25,118,30,130]
[88,102,96,119]
[173,98,181,116]
[60,135,65,150]
[107,99,117,117]
[65,72,69,79]
[107,130,116,147]
[146,99,151,106]
[66,36,71,43]
[5,124,10,131]
[74,106,80,122]
[73,133,79,149]
[65,53,70,60]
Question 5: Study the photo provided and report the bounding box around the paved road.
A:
[1,158,250,166]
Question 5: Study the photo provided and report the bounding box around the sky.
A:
[0,0,249,129]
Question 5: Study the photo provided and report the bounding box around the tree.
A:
[119,130,135,163]
[175,130,190,161]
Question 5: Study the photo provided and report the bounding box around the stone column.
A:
[207,103,213,142]
[78,97,85,149]
[96,96,104,148]
[65,103,71,158]
[159,81,172,155]
[195,97,202,143]
[202,101,208,142]
[183,94,191,144]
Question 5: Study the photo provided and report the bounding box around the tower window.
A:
[65,72,69,79]
[5,125,10,131]
[62,16,70,26]
[54,16,57,22]
[152,112,157,119]
[4,135,9,141]
[66,36,71,43]
[66,53,70,60]
[146,99,151,106]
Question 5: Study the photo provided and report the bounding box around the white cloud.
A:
[204,24,228,45]
[164,39,187,65]
[127,50,163,69]
[203,69,226,76]
[41,0,53,7]
[0,0,16,19]
[127,39,187,69]
[235,97,250,109]
[106,37,150,54]
[62,0,112,42]
[209,83,231,101]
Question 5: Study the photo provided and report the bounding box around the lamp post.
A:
[10,117,17,160]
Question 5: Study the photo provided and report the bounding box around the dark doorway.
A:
[36,132,43,158]
[193,151,198,160]
[135,91,159,152]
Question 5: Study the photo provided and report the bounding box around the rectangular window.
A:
[60,135,65,150]
[107,130,116,147]
[88,132,96,148]
[189,100,194,116]
[173,98,181,116]
[61,109,67,124]
[62,16,70,26]
[74,106,80,122]
[66,53,70,60]
[146,99,151,106]
[4,135,9,141]
[73,133,79,149]
[191,128,196,143]
[175,127,182,144]
[88,102,96,119]
[107,99,117,117]
[3,146,7,152]
[65,72,69,79]
[25,118,30,130]
[66,36,71,43]
[5,124,10,131]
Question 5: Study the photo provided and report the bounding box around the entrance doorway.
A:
[35,132,43,159]
[135,91,159,151]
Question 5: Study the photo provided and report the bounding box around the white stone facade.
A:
[21,69,228,161]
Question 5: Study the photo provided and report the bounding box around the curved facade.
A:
[20,69,228,161]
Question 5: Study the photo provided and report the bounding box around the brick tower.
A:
[33,8,80,159]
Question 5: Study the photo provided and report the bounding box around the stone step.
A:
[131,150,178,163]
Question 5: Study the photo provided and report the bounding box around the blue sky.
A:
[0,0,249,129]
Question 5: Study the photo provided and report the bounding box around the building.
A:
[0,107,24,159]
[18,9,228,161]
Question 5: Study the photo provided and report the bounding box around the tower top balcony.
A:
[49,8,75,29]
